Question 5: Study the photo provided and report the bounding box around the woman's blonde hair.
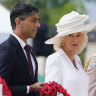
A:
[53,32,88,54]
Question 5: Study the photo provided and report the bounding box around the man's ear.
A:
[15,18,21,27]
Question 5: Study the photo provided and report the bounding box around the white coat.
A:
[45,49,89,96]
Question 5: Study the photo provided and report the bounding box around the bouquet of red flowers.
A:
[40,81,70,96]
[0,77,11,96]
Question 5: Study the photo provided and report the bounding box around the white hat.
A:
[45,11,96,44]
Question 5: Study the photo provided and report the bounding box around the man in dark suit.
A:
[0,3,44,96]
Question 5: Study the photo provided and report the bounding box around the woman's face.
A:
[62,32,83,53]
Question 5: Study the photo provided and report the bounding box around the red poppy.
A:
[40,81,70,96]
[0,77,11,96]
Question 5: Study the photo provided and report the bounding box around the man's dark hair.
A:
[10,3,39,30]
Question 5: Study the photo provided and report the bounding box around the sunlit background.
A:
[0,0,96,83]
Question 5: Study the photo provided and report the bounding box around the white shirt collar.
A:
[11,33,26,49]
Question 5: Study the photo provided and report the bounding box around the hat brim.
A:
[45,22,96,44]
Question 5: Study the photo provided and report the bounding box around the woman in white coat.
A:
[45,11,96,96]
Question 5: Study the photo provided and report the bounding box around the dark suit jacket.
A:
[0,35,39,96]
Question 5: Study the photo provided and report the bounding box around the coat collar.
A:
[11,33,26,49]
[56,49,80,70]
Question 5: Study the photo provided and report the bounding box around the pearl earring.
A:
[62,43,64,46]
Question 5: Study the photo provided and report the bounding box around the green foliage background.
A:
[1,0,86,26]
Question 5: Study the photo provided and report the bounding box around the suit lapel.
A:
[16,46,31,75]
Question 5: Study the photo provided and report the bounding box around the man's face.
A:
[20,13,40,40]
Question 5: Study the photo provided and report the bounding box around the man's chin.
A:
[31,34,36,38]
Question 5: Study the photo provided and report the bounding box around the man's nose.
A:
[36,21,40,28]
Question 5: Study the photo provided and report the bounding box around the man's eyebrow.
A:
[32,17,39,20]
[30,18,39,21]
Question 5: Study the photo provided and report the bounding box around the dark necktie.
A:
[24,45,34,81]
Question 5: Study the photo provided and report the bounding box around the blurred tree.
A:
[1,0,85,26]
[47,0,86,26]
[1,0,22,9]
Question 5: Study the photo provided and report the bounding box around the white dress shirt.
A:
[45,49,89,96]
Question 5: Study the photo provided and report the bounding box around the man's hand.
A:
[29,82,44,92]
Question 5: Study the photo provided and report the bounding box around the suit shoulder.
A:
[47,51,58,59]
[46,51,60,66]
[0,37,13,51]
[47,49,64,60]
